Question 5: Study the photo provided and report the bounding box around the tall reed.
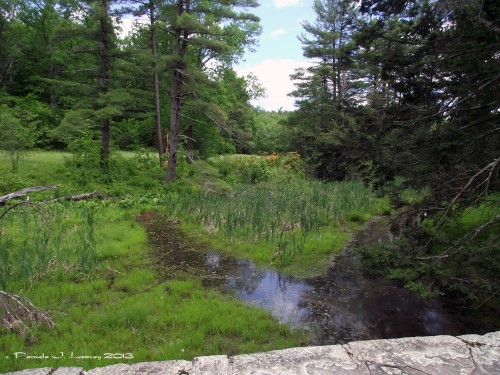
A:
[1,203,99,289]
[75,206,98,276]
[163,179,388,265]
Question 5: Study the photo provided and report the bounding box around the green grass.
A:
[0,149,165,197]
[1,279,305,372]
[0,150,71,193]
[0,149,391,372]
[0,204,307,373]
[163,177,390,277]
[185,224,354,277]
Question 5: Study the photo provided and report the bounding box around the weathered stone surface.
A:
[3,332,499,375]
[345,335,475,375]
[191,355,229,375]
[85,360,191,375]
[458,332,500,375]
[229,345,361,374]
[3,369,53,375]
[51,368,84,375]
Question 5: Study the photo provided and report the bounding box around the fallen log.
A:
[46,190,107,203]
[62,190,106,202]
[0,188,107,221]
[0,186,58,205]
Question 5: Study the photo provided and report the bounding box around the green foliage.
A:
[273,229,306,267]
[0,205,306,373]
[287,0,499,313]
[207,153,305,186]
[358,201,499,311]
[0,105,34,172]
[62,144,164,194]
[253,110,291,153]
[112,118,156,150]
[162,171,389,273]
[0,150,72,193]
[0,203,99,289]
[207,154,271,184]
[75,206,98,277]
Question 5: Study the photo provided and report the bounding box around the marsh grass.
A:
[163,178,390,273]
[0,205,307,373]
[0,150,386,372]
[1,278,305,372]
[0,203,100,288]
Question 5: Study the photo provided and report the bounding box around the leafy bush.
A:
[0,106,34,173]
[0,174,31,193]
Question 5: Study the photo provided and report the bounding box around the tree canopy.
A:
[288,0,499,309]
[0,0,262,178]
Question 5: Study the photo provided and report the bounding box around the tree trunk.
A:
[166,66,183,182]
[149,0,164,163]
[166,0,190,183]
[98,0,113,172]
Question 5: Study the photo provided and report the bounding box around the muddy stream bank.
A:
[138,213,462,345]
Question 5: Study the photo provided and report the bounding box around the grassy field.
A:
[0,149,389,372]
[0,202,307,372]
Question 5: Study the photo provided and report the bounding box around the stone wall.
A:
[4,331,499,375]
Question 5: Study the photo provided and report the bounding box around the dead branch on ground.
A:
[0,188,107,221]
[0,186,58,205]
[0,290,54,334]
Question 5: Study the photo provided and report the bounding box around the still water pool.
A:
[140,213,461,344]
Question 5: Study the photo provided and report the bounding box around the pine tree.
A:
[163,0,259,182]
[289,0,360,180]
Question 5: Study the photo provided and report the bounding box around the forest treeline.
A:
[0,0,269,179]
[0,0,499,316]
[288,0,498,319]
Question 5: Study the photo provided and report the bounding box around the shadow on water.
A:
[138,212,462,345]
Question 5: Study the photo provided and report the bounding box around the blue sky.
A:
[120,0,316,111]
[236,0,316,111]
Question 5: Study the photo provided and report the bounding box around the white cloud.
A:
[270,28,287,38]
[237,59,311,111]
[275,0,302,9]
[117,15,149,39]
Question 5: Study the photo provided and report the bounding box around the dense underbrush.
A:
[357,199,499,332]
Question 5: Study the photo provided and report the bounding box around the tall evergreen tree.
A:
[355,0,499,211]
[163,0,260,182]
[289,0,360,180]
[347,0,500,309]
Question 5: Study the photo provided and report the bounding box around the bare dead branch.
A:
[436,157,500,229]
[468,213,500,241]
[0,201,31,221]
[0,290,54,334]
[50,191,107,202]
[413,253,450,261]
[0,186,58,205]
[1,189,106,221]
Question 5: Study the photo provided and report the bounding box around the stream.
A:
[140,213,462,345]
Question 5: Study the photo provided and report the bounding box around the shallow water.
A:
[141,214,461,344]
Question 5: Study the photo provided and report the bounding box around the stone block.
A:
[345,335,475,375]
[3,369,53,375]
[85,360,192,375]
[190,355,229,374]
[229,345,361,374]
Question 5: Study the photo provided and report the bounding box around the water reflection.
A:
[228,266,313,324]
[140,213,461,345]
